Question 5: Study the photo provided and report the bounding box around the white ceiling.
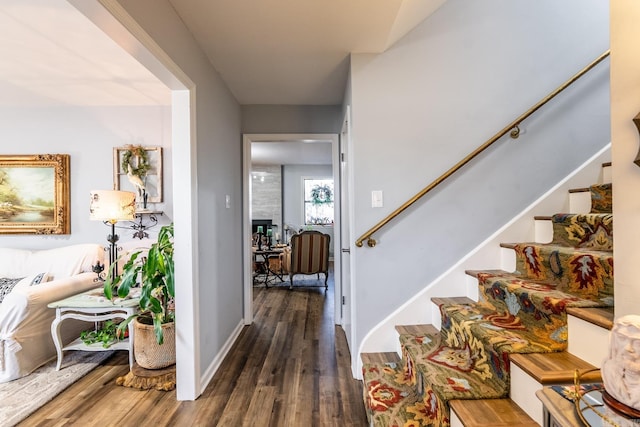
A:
[0,0,445,107]
[167,0,446,105]
[251,141,333,165]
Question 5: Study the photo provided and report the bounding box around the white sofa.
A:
[0,244,104,383]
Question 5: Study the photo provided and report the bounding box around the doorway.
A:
[242,134,342,325]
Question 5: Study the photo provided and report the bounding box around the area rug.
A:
[0,350,114,426]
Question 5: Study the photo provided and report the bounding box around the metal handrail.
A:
[355,50,610,248]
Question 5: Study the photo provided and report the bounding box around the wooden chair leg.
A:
[289,274,293,290]
[324,272,328,290]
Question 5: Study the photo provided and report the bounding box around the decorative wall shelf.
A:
[130,210,163,240]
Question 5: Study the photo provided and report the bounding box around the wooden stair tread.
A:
[431,296,474,306]
[602,161,611,167]
[465,269,507,278]
[499,242,517,249]
[567,306,614,330]
[568,187,590,193]
[395,324,438,336]
[534,215,553,221]
[510,352,601,384]
[450,398,538,427]
[361,352,400,365]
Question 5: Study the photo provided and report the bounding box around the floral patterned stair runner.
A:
[398,326,508,427]
[509,243,613,303]
[549,213,613,250]
[440,300,566,355]
[589,183,612,214]
[362,356,432,426]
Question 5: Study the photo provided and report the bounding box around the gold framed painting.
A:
[0,154,71,234]
[113,146,163,203]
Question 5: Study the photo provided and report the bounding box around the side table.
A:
[536,385,633,427]
[48,287,140,371]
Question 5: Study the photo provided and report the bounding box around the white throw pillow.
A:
[14,272,49,290]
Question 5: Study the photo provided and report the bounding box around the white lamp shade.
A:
[89,190,136,222]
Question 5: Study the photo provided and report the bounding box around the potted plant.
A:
[104,223,175,369]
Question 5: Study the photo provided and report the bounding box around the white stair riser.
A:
[534,218,553,244]
[567,315,609,368]
[449,409,464,427]
[569,191,591,213]
[602,164,612,183]
[500,247,516,272]
[510,364,543,426]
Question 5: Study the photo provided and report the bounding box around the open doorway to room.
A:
[242,134,342,325]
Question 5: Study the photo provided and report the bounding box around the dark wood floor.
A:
[20,275,368,426]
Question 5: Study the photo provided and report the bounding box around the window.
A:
[304,178,334,225]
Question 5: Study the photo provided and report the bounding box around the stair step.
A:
[533,215,553,221]
[568,187,590,193]
[395,324,438,336]
[498,242,517,249]
[510,352,601,385]
[566,306,614,330]
[361,351,400,365]
[449,398,538,427]
[431,296,475,306]
[465,269,507,279]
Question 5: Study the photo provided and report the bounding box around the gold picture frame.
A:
[0,154,71,234]
[113,146,163,203]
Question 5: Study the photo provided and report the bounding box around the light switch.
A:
[371,190,383,208]
[225,195,231,209]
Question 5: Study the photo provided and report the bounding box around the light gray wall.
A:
[0,105,172,249]
[117,0,243,391]
[241,105,342,134]
[349,0,610,355]
[282,164,334,256]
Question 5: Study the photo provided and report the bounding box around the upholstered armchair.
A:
[286,230,330,290]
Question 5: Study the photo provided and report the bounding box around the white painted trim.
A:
[200,320,245,390]
[332,132,342,325]
[72,0,201,400]
[356,143,612,379]
[242,134,341,327]
[341,105,359,377]
[172,90,201,401]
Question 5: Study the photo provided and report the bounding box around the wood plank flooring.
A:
[20,276,368,426]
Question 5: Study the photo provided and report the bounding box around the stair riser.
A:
[449,411,464,427]
[534,218,553,244]
[500,247,516,273]
[602,164,612,183]
[567,314,609,367]
[569,191,591,213]
[510,364,544,425]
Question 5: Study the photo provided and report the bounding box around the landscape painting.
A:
[0,154,70,234]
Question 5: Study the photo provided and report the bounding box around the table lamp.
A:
[89,190,136,277]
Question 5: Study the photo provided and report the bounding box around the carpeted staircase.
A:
[361,180,613,426]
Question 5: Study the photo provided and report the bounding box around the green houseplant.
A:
[104,223,174,346]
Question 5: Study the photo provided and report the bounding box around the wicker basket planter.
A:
[134,317,176,370]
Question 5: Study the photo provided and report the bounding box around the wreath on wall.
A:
[310,184,333,205]
[121,145,151,178]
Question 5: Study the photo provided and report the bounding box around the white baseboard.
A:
[199,319,245,392]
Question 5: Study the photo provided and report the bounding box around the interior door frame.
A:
[242,133,341,325]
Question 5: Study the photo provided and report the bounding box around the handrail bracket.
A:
[510,124,521,139]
